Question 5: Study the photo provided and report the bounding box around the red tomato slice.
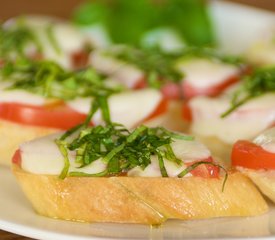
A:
[134,78,182,100]
[143,97,168,122]
[71,50,89,70]
[12,149,21,166]
[232,140,275,170]
[133,77,147,89]
[182,101,192,122]
[187,157,220,178]
[160,82,182,100]
[182,75,240,99]
[0,102,88,130]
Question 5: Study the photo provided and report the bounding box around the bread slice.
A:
[0,120,57,166]
[240,169,275,203]
[13,165,268,225]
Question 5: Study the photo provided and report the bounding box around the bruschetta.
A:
[1,15,93,69]
[183,66,275,164]
[232,127,275,203]
[12,124,267,224]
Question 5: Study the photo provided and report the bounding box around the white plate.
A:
[1,166,275,240]
[1,2,275,240]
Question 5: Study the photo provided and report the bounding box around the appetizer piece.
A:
[1,15,93,69]
[0,59,167,165]
[184,66,275,163]
[13,124,267,224]
[232,127,275,203]
[90,46,245,100]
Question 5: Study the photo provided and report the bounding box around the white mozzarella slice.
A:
[67,97,92,115]
[69,159,107,175]
[254,127,275,154]
[128,137,210,177]
[190,93,275,144]
[127,156,188,177]
[67,89,162,128]
[128,156,162,177]
[20,132,107,175]
[141,27,185,53]
[93,89,162,128]
[170,138,211,162]
[177,58,239,88]
[80,24,111,48]
[0,89,46,106]
[21,133,65,175]
[90,50,143,88]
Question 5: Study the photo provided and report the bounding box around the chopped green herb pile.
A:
[57,123,194,178]
[221,66,275,117]
[0,24,42,59]
[0,59,121,100]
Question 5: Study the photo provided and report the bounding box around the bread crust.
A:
[240,169,275,203]
[12,165,268,224]
[0,119,57,166]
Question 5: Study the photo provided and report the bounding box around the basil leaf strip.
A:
[221,66,275,117]
[178,161,228,191]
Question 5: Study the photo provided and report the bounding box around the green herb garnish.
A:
[0,24,42,59]
[178,161,228,191]
[57,122,227,184]
[221,66,275,117]
[177,47,244,66]
[59,124,194,177]
[45,24,61,55]
[0,58,121,101]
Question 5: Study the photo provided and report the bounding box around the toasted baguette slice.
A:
[0,120,57,166]
[13,165,268,225]
[240,169,275,203]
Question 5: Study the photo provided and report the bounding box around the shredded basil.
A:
[0,59,121,101]
[55,139,70,179]
[177,161,228,191]
[45,23,61,55]
[58,123,217,179]
[221,66,275,117]
[0,23,42,59]
[177,47,244,66]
